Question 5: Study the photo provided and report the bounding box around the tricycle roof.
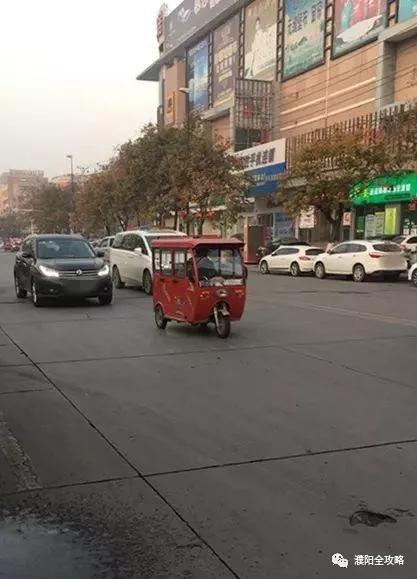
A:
[152,237,244,250]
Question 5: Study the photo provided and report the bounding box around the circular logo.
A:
[76,270,82,276]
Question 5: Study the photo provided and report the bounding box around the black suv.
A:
[14,234,113,307]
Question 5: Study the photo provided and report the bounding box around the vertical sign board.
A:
[299,207,316,229]
[283,0,326,79]
[187,37,209,113]
[244,0,278,81]
[332,0,386,57]
[398,0,417,22]
[213,14,240,107]
[384,206,398,235]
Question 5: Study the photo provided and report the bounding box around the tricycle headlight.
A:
[39,265,60,278]
[98,264,110,277]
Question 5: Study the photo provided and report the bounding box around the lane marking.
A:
[267,300,417,329]
[0,411,41,492]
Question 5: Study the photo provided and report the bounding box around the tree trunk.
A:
[197,218,204,236]
[173,210,178,231]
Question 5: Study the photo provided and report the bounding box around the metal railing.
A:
[286,101,417,169]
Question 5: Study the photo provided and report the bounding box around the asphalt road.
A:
[1,250,417,578]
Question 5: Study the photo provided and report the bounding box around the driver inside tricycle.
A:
[152,238,247,338]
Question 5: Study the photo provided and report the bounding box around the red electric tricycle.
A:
[152,238,247,338]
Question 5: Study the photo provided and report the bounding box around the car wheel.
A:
[290,262,300,277]
[98,294,113,306]
[14,275,27,298]
[353,264,366,283]
[260,260,269,275]
[412,270,417,288]
[315,262,326,279]
[142,269,153,295]
[215,312,231,339]
[112,266,124,289]
[31,279,44,307]
[155,304,167,329]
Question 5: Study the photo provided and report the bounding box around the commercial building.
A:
[0,184,9,216]
[138,0,417,240]
[0,170,48,213]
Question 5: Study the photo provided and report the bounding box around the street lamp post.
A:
[66,154,75,233]
[179,87,191,235]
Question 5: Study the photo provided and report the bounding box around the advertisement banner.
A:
[165,0,240,53]
[187,37,209,113]
[235,139,286,197]
[343,211,352,227]
[244,0,278,81]
[213,14,240,107]
[299,207,316,229]
[398,0,417,22]
[274,213,295,238]
[333,0,386,57]
[283,0,325,79]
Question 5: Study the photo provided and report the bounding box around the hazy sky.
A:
[0,0,182,178]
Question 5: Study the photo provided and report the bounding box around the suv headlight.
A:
[39,265,60,278]
[98,264,110,277]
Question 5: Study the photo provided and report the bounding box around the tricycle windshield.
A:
[195,246,243,282]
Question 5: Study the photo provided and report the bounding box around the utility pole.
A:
[179,87,191,235]
[66,154,75,232]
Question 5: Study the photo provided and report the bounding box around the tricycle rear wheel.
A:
[155,305,167,329]
[215,312,231,339]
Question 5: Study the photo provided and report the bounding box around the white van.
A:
[109,229,186,294]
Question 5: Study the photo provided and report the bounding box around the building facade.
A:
[0,170,48,213]
[138,0,417,240]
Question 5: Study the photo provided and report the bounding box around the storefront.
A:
[351,173,417,238]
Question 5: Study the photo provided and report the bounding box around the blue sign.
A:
[245,162,286,197]
[274,213,294,238]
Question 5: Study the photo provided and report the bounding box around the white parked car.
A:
[313,240,407,282]
[259,246,324,277]
[395,234,417,254]
[408,262,417,287]
[110,229,186,294]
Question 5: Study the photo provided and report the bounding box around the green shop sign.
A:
[350,173,417,206]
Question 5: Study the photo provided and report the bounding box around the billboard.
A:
[283,0,326,79]
[244,0,278,81]
[398,0,417,22]
[213,14,240,107]
[165,0,240,53]
[187,37,209,113]
[235,138,286,197]
[333,0,387,57]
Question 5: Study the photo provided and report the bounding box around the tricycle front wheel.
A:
[215,312,231,339]
[155,305,167,330]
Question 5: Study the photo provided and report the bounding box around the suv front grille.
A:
[59,269,99,278]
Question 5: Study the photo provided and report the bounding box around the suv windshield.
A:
[195,247,243,281]
[37,239,95,259]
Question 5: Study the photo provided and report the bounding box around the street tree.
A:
[278,131,391,240]
[25,183,72,233]
[0,212,28,238]
[126,119,250,233]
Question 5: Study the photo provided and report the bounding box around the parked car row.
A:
[3,237,23,252]
[259,240,415,285]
